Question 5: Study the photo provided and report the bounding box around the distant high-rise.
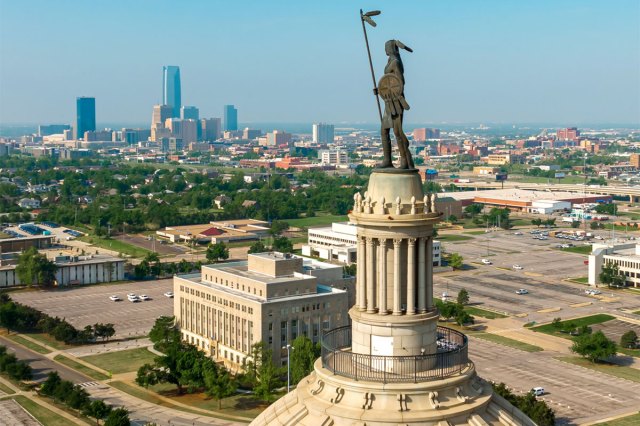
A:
[200,118,222,141]
[163,66,182,118]
[224,105,238,131]
[312,123,334,144]
[75,97,96,140]
[557,127,580,141]
[413,128,440,142]
[152,104,173,129]
[181,106,199,121]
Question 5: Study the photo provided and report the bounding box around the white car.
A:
[585,289,602,296]
[512,264,523,270]
[127,293,136,298]
[127,294,139,302]
[513,231,523,236]
[441,292,450,301]
[481,259,492,265]
[531,387,545,396]
[516,289,529,295]
[139,295,150,301]
[164,291,174,298]
[109,295,121,302]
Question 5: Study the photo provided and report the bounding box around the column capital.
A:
[408,238,417,245]
[365,236,375,245]
[393,238,402,247]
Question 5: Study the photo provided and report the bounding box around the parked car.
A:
[513,264,524,270]
[164,291,174,298]
[531,387,545,396]
[516,289,529,295]
[109,295,121,302]
[139,295,150,301]
[481,259,492,265]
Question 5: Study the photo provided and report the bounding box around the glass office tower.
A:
[163,66,182,118]
[76,97,96,140]
[224,104,238,131]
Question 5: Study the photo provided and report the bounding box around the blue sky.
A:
[0,0,638,126]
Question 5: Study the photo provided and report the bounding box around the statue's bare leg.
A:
[380,127,393,168]
[393,121,409,169]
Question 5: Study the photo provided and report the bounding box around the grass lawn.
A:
[469,332,543,352]
[464,306,507,319]
[286,215,348,229]
[560,245,592,255]
[531,314,615,338]
[556,356,640,383]
[592,412,640,426]
[6,334,51,354]
[0,380,15,395]
[617,347,640,358]
[110,381,254,421]
[634,310,640,315]
[80,347,157,375]
[12,395,74,426]
[53,355,110,381]
[462,230,487,235]
[437,234,474,242]
[568,276,589,284]
[79,235,151,258]
[23,333,77,351]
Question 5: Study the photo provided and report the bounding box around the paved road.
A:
[1,336,245,426]
[0,336,89,383]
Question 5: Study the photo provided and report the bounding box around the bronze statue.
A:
[377,40,414,169]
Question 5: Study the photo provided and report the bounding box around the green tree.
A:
[457,288,469,305]
[571,220,580,228]
[148,316,180,352]
[244,342,283,401]
[84,399,112,425]
[248,240,267,254]
[531,218,542,228]
[448,253,463,270]
[599,261,625,288]
[492,383,555,426]
[40,371,62,397]
[15,247,58,287]
[620,330,638,349]
[464,203,483,218]
[204,363,237,409]
[0,301,18,333]
[571,330,617,363]
[206,242,229,263]
[269,220,290,236]
[272,236,293,253]
[455,310,474,326]
[104,407,130,426]
[290,335,320,384]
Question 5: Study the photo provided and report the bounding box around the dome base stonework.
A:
[250,359,535,426]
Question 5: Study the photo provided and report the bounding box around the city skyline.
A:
[0,1,638,125]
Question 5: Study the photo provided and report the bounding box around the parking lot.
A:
[591,319,640,344]
[11,279,174,338]
[116,234,187,256]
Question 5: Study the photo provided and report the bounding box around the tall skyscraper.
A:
[151,104,173,129]
[181,106,199,121]
[224,105,238,131]
[75,97,96,140]
[163,66,182,118]
[312,123,335,144]
[200,118,222,141]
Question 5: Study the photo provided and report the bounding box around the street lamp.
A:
[283,344,294,392]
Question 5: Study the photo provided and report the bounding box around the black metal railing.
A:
[320,325,469,383]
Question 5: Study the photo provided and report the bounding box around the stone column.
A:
[426,236,434,309]
[378,239,388,314]
[418,237,426,312]
[357,236,366,311]
[366,237,376,313]
[393,238,402,315]
[407,238,416,314]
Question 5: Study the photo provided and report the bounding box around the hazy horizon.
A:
[1,0,639,126]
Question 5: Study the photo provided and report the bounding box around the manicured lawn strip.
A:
[592,412,640,426]
[568,276,589,284]
[24,333,77,351]
[560,245,592,255]
[6,334,51,354]
[0,380,15,395]
[556,356,640,383]
[531,314,615,338]
[462,230,487,235]
[80,347,157,374]
[12,395,73,426]
[617,347,640,358]
[469,332,543,352]
[53,355,109,381]
[286,215,348,229]
[464,306,507,319]
[437,234,474,242]
[109,381,252,422]
[79,235,151,258]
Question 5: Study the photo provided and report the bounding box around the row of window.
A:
[179,285,254,315]
[203,272,264,297]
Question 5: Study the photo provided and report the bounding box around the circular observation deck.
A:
[321,325,469,384]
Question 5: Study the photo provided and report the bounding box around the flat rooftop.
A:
[204,260,315,285]
[442,188,610,203]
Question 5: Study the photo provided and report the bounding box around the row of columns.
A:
[356,235,434,315]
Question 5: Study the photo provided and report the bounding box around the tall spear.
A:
[360,9,383,122]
